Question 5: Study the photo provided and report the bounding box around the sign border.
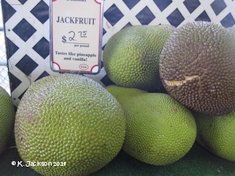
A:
[49,0,104,74]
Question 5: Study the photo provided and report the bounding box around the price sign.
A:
[50,0,103,74]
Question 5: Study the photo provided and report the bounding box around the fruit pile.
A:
[0,21,235,176]
[103,21,235,165]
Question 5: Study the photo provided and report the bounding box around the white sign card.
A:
[50,0,103,74]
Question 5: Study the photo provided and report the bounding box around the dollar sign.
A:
[62,35,67,43]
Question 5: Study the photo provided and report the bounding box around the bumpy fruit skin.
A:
[195,110,235,161]
[15,74,126,176]
[0,87,15,154]
[160,22,235,115]
[107,86,196,165]
[103,25,174,91]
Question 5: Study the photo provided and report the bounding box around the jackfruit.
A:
[15,74,126,176]
[104,25,174,91]
[160,22,235,115]
[107,85,196,165]
[0,86,14,155]
[195,110,235,161]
